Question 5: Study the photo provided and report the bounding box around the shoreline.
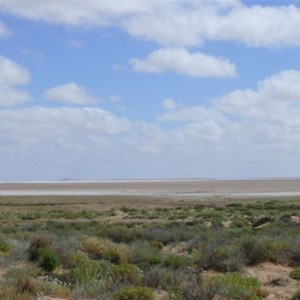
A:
[1,178,300,197]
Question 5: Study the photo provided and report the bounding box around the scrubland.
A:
[0,195,299,299]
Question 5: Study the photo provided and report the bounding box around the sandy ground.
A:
[1,179,300,197]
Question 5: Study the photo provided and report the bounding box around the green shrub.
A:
[291,268,300,280]
[28,236,50,261]
[240,236,278,265]
[164,254,189,269]
[80,236,110,259]
[290,291,300,300]
[111,263,141,284]
[113,286,154,300]
[38,248,60,272]
[195,244,244,272]
[104,248,123,264]
[142,267,179,290]
[204,272,265,300]
[290,247,300,265]
[0,239,12,255]
[129,241,162,270]
[69,258,112,285]
[101,226,140,243]
[180,273,219,300]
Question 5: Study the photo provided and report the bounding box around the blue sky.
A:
[1,0,300,180]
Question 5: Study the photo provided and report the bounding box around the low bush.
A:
[0,239,12,255]
[142,266,180,290]
[194,242,244,272]
[180,273,219,300]
[290,291,300,300]
[291,268,300,280]
[69,258,112,285]
[80,236,110,259]
[164,254,190,269]
[28,236,50,261]
[205,272,266,300]
[111,263,142,284]
[113,286,154,300]
[129,241,162,270]
[240,236,279,265]
[38,248,60,272]
[16,277,38,295]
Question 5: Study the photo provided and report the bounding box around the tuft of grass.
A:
[291,268,300,280]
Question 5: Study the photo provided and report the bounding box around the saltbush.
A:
[113,286,154,300]
[291,268,300,280]
[164,254,190,269]
[38,248,60,272]
[111,263,142,284]
[290,291,300,300]
[28,236,50,261]
[205,272,265,300]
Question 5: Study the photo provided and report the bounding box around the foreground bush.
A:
[111,263,142,284]
[205,272,266,299]
[38,248,60,272]
[290,291,300,300]
[28,236,50,261]
[240,236,279,265]
[291,268,300,280]
[113,286,154,300]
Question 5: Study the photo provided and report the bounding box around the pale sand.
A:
[0,179,300,197]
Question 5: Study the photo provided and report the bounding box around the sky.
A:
[1,0,300,181]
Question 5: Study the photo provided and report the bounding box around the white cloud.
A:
[1,1,300,47]
[162,99,180,110]
[67,39,86,48]
[158,105,226,123]
[0,55,30,85]
[0,19,10,37]
[130,48,237,78]
[216,70,300,116]
[0,56,31,107]
[218,5,300,47]
[2,70,300,180]
[0,85,31,107]
[125,2,300,47]
[0,1,152,26]
[43,82,97,105]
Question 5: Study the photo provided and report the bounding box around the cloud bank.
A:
[1,1,300,47]
[1,70,300,179]
[0,56,31,107]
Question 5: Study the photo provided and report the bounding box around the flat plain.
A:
[0,179,299,299]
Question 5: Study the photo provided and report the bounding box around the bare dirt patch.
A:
[245,263,299,299]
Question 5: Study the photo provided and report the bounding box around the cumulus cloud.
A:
[159,69,300,149]
[130,48,237,78]
[0,19,10,37]
[0,0,152,26]
[0,56,31,107]
[162,99,180,110]
[43,82,97,105]
[0,55,30,85]
[0,86,31,107]
[216,70,300,116]
[1,70,300,180]
[0,1,300,47]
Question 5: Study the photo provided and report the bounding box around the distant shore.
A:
[1,178,300,197]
